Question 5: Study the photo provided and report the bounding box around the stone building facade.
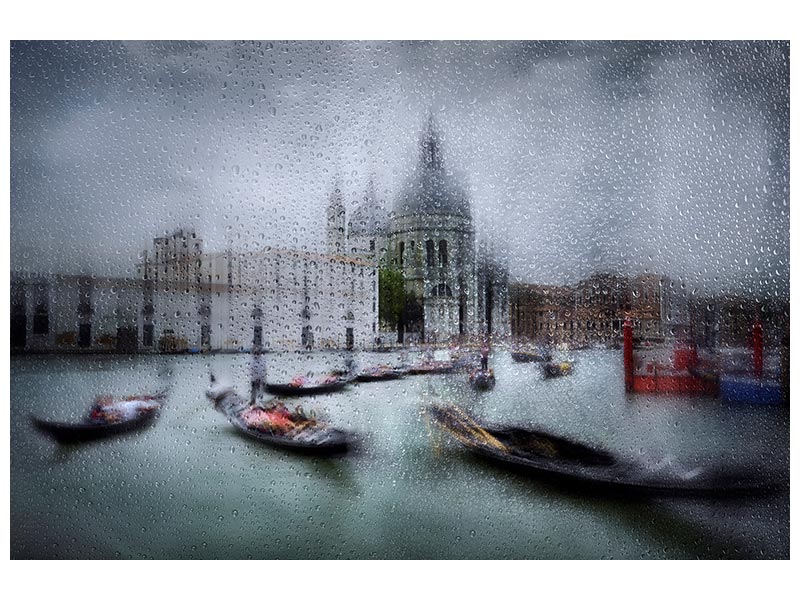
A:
[510,273,671,347]
[137,230,378,352]
[688,294,789,349]
[11,272,147,353]
[12,228,378,354]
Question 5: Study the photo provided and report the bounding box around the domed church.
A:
[340,115,507,344]
[386,116,477,343]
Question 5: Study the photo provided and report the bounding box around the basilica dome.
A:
[394,117,471,220]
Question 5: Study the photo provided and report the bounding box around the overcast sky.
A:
[10,40,789,298]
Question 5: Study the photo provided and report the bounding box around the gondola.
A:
[469,369,496,390]
[427,404,781,496]
[405,362,455,375]
[542,361,573,378]
[31,393,164,443]
[263,378,352,396]
[356,368,405,382]
[228,415,352,454]
[207,380,352,454]
[511,351,552,363]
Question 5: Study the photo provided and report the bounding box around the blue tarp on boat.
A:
[719,375,784,405]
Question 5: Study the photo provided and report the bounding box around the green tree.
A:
[378,268,405,333]
[400,292,424,344]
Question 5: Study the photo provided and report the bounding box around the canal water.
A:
[10,349,789,559]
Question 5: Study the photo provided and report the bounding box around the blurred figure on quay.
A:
[481,340,490,371]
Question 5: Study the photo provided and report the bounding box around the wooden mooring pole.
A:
[623,319,634,392]
[753,320,764,379]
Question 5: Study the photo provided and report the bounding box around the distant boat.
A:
[356,366,405,382]
[542,361,573,378]
[32,392,164,443]
[406,361,455,375]
[511,351,552,363]
[427,404,783,496]
[264,376,352,396]
[469,369,496,390]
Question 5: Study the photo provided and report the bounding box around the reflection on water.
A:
[11,349,789,559]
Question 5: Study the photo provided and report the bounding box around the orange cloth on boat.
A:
[241,406,295,431]
[289,376,307,388]
[89,396,159,423]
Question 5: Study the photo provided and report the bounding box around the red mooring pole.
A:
[753,320,764,379]
[623,319,634,392]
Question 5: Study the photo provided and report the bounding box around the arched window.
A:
[399,241,405,267]
[426,240,435,267]
[429,284,453,297]
[438,240,448,267]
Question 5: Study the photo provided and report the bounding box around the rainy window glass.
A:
[10,40,789,561]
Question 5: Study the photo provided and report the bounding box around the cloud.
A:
[10,41,789,298]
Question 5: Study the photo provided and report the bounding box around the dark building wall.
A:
[510,274,669,347]
[11,279,27,348]
[689,295,789,349]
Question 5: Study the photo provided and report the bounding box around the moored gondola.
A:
[356,367,405,382]
[32,393,164,443]
[542,361,573,378]
[263,377,352,396]
[427,404,781,495]
[511,351,552,363]
[405,361,455,375]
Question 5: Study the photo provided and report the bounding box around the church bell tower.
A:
[326,180,346,255]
